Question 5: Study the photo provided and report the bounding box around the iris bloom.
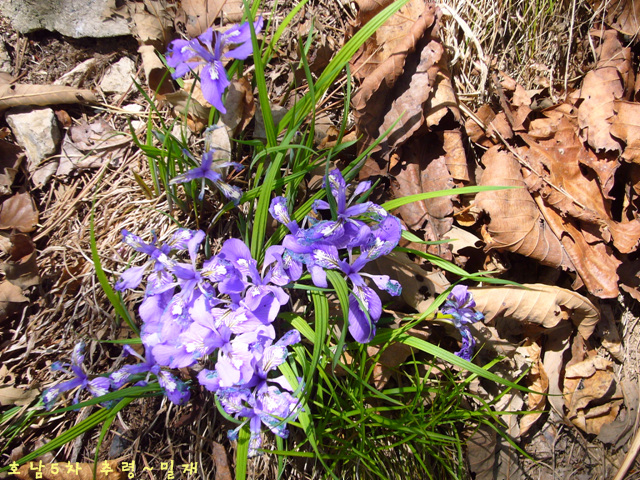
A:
[441,285,484,361]
[42,342,111,410]
[166,18,264,113]
[170,149,243,204]
[109,345,191,405]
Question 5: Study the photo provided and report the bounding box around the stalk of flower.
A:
[166,18,264,113]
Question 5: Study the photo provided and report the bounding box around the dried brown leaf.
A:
[139,45,175,95]
[212,442,232,480]
[1,233,40,289]
[466,424,496,480]
[519,341,548,436]
[611,99,640,164]
[533,194,621,298]
[0,386,38,406]
[0,280,28,321]
[390,138,454,241]
[597,379,638,448]
[220,78,255,137]
[474,147,575,270]
[163,89,210,131]
[370,38,443,154]
[351,1,439,152]
[521,120,640,254]
[180,0,226,37]
[0,140,24,195]
[0,84,98,110]
[0,191,38,233]
[470,283,600,340]
[577,30,632,151]
[589,0,640,37]
[563,356,623,435]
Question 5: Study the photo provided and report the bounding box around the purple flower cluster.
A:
[270,169,403,343]
[166,18,263,113]
[113,230,302,455]
[43,168,406,456]
[440,285,484,361]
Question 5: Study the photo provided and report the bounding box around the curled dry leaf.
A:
[0,84,98,111]
[0,385,38,407]
[0,280,28,321]
[128,0,174,49]
[563,355,623,435]
[470,283,600,340]
[589,0,640,37]
[220,78,255,137]
[474,146,575,271]
[163,89,210,133]
[390,138,455,246]
[0,140,23,195]
[126,1,175,94]
[610,99,640,164]
[597,378,638,448]
[351,1,439,154]
[0,233,40,289]
[178,0,226,38]
[0,191,38,233]
[370,251,448,312]
[58,119,130,176]
[577,30,632,152]
[519,340,548,437]
[212,441,233,480]
[14,461,125,480]
[521,122,640,255]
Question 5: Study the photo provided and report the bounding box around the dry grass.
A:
[439,0,597,105]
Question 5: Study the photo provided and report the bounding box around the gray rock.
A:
[99,57,136,94]
[0,41,12,73]
[5,107,60,170]
[1,0,130,38]
[54,58,98,88]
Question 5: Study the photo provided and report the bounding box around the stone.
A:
[122,104,145,131]
[1,0,130,38]
[5,107,60,172]
[0,41,12,74]
[54,58,98,88]
[99,57,137,94]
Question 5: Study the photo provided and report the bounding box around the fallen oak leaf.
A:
[0,386,38,407]
[179,0,226,37]
[0,280,28,321]
[473,146,575,271]
[470,283,600,340]
[0,233,40,289]
[0,84,98,111]
[0,190,38,233]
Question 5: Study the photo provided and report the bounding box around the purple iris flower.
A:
[115,229,202,292]
[308,169,382,249]
[42,342,111,410]
[220,382,301,457]
[170,149,243,204]
[109,345,190,405]
[441,285,484,361]
[309,242,401,343]
[166,18,264,113]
